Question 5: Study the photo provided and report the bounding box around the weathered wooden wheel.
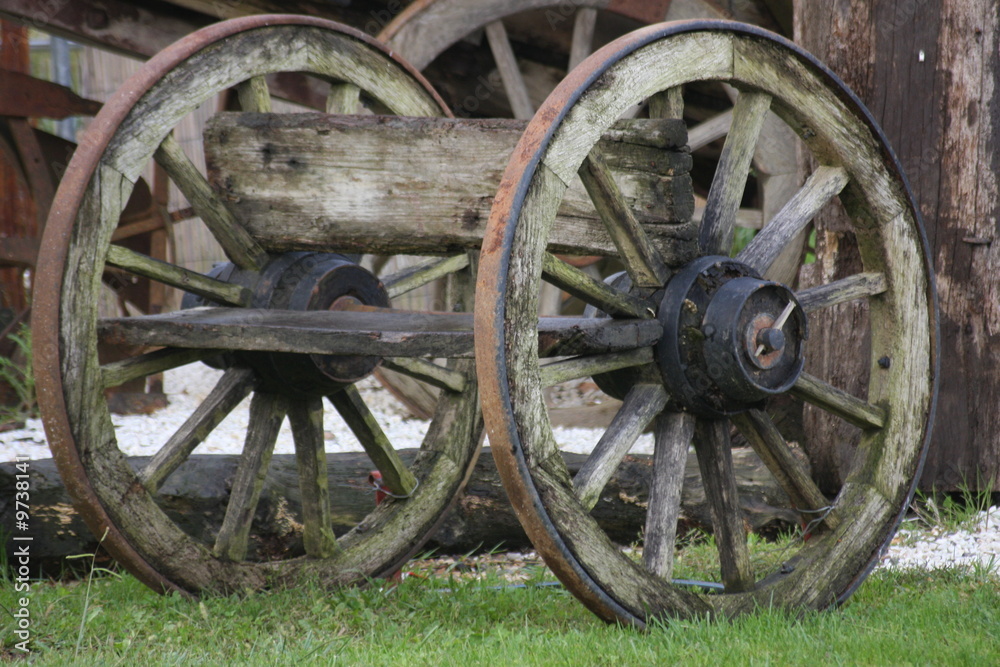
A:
[476,21,938,626]
[33,16,483,595]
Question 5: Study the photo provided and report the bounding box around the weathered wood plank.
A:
[730,409,839,531]
[541,253,653,318]
[213,391,286,561]
[644,411,694,578]
[139,367,257,493]
[692,418,755,592]
[700,91,772,255]
[573,384,668,510]
[98,308,662,360]
[796,272,887,313]
[578,149,671,287]
[737,166,849,273]
[153,133,268,271]
[101,347,217,389]
[485,21,534,120]
[327,386,417,496]
[105,244,251,307]
[288,397,340,558]
[204,114,693,258]
[792,372,886,430]
[326,82,361,114]
[688,109,733,151]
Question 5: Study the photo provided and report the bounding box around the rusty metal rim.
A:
[475,19,939,625]
[33,15,451,595]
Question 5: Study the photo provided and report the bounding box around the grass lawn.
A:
[2,549,998,666]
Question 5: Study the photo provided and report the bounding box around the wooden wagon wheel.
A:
[33,15,483,595]
[377,0,799,420]
[476,21,938,626]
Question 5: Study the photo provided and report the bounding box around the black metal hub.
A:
[182,252,389,397]
[656,256,807,417]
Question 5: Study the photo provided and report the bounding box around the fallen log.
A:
[1,447,807,576]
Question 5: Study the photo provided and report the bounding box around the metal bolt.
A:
[878,356,891,369]
[757,327,786,354]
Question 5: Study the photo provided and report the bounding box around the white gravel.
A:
[2,365,996,576]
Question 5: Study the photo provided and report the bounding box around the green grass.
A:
[2,558,997,666]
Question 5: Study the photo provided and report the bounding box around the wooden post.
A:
[796,1,1000,491]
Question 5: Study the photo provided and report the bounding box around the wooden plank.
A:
[105,244,251,307]
[644,411,694,578]
[539,347,653,386]
[700,91,772,255]
[288,397,340,558]
[383,254,469,299]
[140,367,257,493]
[326,83,360,114]
[101,347,217,389]
[154,133,267,271]
[688,109,734,151]
[796,272,888,313]
[380,357,467,393]
[692,418,755,592]
[647,88,685,120]
[213,392,286,561]
[236,76,272,113]
[204,113,692,258]
[327,386,417,496]
[730,409,840,530]
[791,372,886,430]
[98,308,663,360]
[573,384,668,510]
[737,166,849,273]
[485,21,534,120]
[577,149,671,287]
[541,253,653,319]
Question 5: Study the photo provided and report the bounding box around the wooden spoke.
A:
[101,347,216,389]
[541,253,653,319]
[577,149,670,287]
[540,347,653,387]
[328,385,417,496]
[153,133,267,271]
[568,8,597,71]
[105,244,251,307]
[647,87,684,120]
[700,91,772,255]
[737,166,849,273]
[791,372,886,430]
[688,109,733,151]
[644,411,694,578]
[236,75,271,112]
[382,254,469,299]
[730,409,840,530]
[288,397,340,558]
[213,391,286,561]
[380,357,467,393]
[573,384,667,510]
[99,308,662,360]
[140,367,256,493]
[692,419,754,592]
[484,21,534,120]
[326,82,361,114]
[797,272,888,313]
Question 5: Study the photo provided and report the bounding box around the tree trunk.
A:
[796,0,1000,492]
[1,447,806,576]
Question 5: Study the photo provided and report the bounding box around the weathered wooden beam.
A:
[97,308,663,360]
[205,113,694,258]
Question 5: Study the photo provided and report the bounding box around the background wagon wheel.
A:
[377,0,800,420]
[476,21,938,625]
[33,15,482,595]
